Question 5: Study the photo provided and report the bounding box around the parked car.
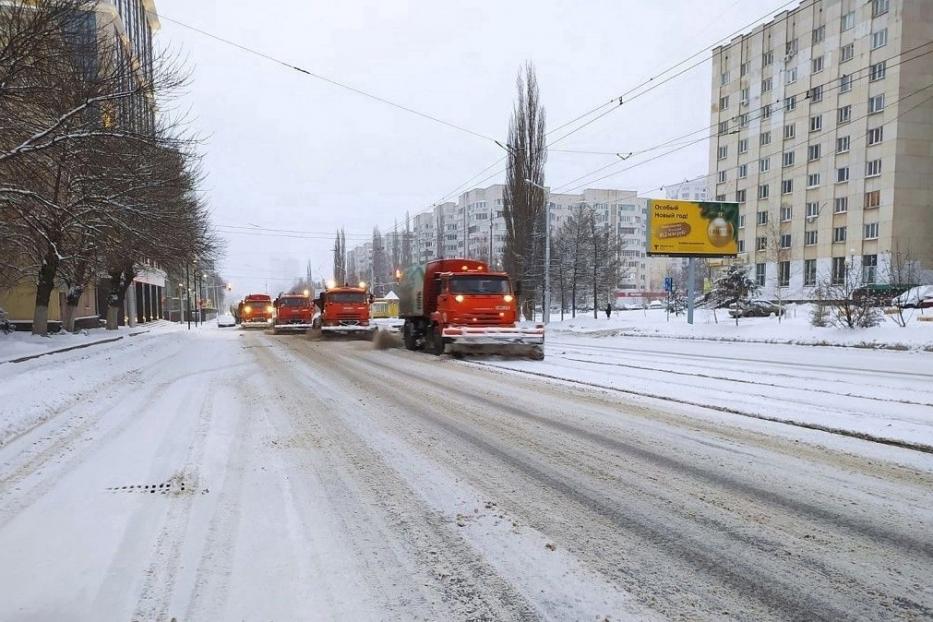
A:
[729,300,786,318]
[647,300,665,309]
[217,313,237,327]
[853,284,916,306]
[892,285,933,309]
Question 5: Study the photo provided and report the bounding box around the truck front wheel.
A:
[403,320,419,351]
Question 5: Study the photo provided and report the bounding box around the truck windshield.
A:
[278,298,309,307]
[449,276,510,294]
[327,292,366,304]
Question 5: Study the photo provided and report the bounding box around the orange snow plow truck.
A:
[313,284,376,338]
[397,258,544,359]
[238,294,274,328]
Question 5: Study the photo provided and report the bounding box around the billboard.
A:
[647,199,739,257]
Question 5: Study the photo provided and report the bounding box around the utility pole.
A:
[185,264,191,330]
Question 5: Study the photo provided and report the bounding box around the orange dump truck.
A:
[314,284,376,338]
[238,293,274,328]
[273,292,314,334]
[397,258,544,359]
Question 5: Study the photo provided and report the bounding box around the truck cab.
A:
[273,293,314,334]
[239,294,274,328]
[315,284,376,338]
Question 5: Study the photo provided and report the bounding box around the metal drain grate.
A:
[106,479,186,494]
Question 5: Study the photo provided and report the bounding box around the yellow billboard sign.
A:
[647,199,739,257]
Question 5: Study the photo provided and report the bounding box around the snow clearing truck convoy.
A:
[313,283,376,338]
[397,258,544,359]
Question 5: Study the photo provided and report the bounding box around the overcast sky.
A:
[154,0,784,297]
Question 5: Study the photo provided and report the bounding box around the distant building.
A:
[663,179,710,202]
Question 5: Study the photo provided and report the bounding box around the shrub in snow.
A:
[810,288,829,327]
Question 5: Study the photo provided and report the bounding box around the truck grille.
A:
[457,312,502,325]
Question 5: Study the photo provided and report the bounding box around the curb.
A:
[2,328,152,365]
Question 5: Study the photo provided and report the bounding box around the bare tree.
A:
[823,256,882,329]
[886,243,920,327]
[587,205,620,318]
[503,62,546,320]
[371,228,386,295]
[764,219,793,323]
[332,228,346,284]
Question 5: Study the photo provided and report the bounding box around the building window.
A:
[873,0,889,16]
[806,202,820,218]
[736,189,747,202]
[840,74,852,93]
[756,263,766,286]
[716,194,727,201]
[868,94,885,114]
[718,121,729,134]
[740,60,751,77]
[866,159,882,177]
[782,179,794,195]
[718,145,728,160]
[783,123,796,139]
[741,87,750,105]
[720,95,730,110]
[811,56,824,74]
[738,164,748,178]
[812,25,825,44]
[872,29,888,50]
[779,234,792,249]
[781,205,793,221]
[834,197,848,213]
[832,257,846,285]
[864,222,879,240]
[783,151,795,167]
[809,115,822,132]
[833,226,847,243]
[836,167,850,183]
[757,210,769,225]
[867,127,883,145]
[785,67,798,85]
[785,95,796,111]
[805,230,818,246]
[718,170,727,183]
[870,61,886,82]
[756,236,768,251]
[721,71,730,85]
[836,136,850,153]
[761,131,772,146]
[837,105,852,124]
[808,144,821,161]
[841,11,855,31]
[738,138,749,154]
[738,113,749,127]
[841,43,854,63]
[758,185,769,200]
[779,261,791,287]
[762,103,772,119]
[804,259,817,285]
[763,49,774,66]
[739,214,746,228]
[759,157,770,172]
[865,190,881,209]
[810,84,824,103]
[738,239,746,253]
[863,254,878,283]
[807,173,821,188]
[762,77,773,92]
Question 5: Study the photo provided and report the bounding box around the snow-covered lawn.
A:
[546,305,933,350]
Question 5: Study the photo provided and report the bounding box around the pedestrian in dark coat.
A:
[605,302,612,319]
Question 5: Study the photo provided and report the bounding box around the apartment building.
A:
[663,179,710,201]
[710,0,933,298]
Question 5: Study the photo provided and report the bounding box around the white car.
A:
[647,300,665,309]
[217,313,237,327]
[893,285,933,309]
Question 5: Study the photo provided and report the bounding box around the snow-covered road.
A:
[1,327,931,621]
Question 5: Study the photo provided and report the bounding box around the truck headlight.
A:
[503,295,513,302]
[455,294,464,303]
[266,305,274,313]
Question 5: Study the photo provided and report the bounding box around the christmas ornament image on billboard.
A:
[647,199,739,257]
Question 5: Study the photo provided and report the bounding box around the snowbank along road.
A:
[0,326,931,621]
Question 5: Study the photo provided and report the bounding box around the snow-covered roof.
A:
[383,291,399,300]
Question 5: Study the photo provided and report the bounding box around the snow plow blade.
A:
[443,325,545,359]
[240,321,272,329]
[321,325,377,339]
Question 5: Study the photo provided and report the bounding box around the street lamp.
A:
[524,178,551,324]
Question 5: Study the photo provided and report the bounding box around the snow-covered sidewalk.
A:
[0,321,181,364]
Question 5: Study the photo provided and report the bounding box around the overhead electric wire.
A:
[553,41,933,193]
[154,12,500,145]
